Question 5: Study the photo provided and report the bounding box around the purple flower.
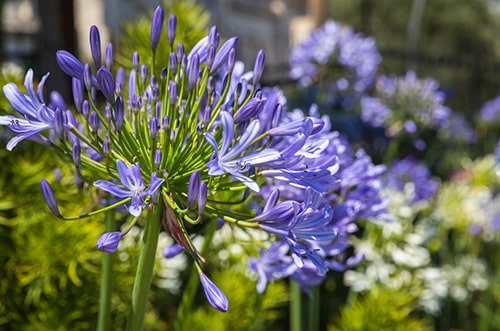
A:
[289,19,380,94]
[479,94,500,123]
[94,160,164,216]
[385,157,438,203]
[199,273,228,312]
[204,111,281,192]
[0,69,56,150]
[97,231,122,253]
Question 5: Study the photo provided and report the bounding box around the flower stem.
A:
[125,199,164,331]
[97,207,115,331]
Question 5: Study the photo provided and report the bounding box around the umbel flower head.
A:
[0,5,388,310]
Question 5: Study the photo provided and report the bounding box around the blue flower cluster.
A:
[289,19,381,99]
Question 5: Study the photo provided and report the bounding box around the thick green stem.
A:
[126,199,164,331]
[290,281,320,331]
[97,208,116,331]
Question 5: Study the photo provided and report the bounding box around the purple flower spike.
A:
[96,66,115,103]
[97,231,122,253]
[168,14,177,47]
[188,171,201,208]
[89,25,102,68]
[40,179,61,217]
[151,6,165,51]
[199,273,228,312]
[57,50,85,80]
[94,160,165,217]
[252,49,265,85]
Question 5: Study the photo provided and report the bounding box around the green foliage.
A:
[115,0,210,70]
[328,287,430,331]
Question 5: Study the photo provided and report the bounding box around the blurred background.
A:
[3,0,500,119]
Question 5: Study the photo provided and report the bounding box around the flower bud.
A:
[83,63,93,91]
[168,81,178,106]
[132,51,139,70]
[252,49,265,86]
[96,66,115,103]
[89,111,100,133]
[82,100,90,118]
[151,6,165,51]
[114,96,124,132]
[72,78,84,113]
[72,140,81,169]
[54,107,66,141]
[40,179,61,217]
[154,148,162,169]
[163,243,183,258]
[97,232,122,253]
[188,170,201,208]
[105,42,113,69]
[115,67,125,93]
[199,273,228,312]
[187,53,199,92]
[89,25,102,68]
[198,181,208,215]
[210,37,238,74]
[56,50,84,80]
[167,14,177,47]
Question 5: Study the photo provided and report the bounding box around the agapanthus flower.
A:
[0,5,388,311]
[384,157,439,203]
[361,71,452,136]
[94,160,164,217]
[289,19,381,108]
[97,231,122,253]
[0,69,56,150]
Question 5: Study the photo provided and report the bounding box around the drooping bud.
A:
[151,5,165,51]
[40,179,61,217]
[97,232,122,253]
[89,25,102,68]
[167,14,177,47]
[163,243,183,258]
[96,66,115,103]
[252,49,265,86]
[199,273,229,312]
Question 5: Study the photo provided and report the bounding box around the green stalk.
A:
[290,281,320,331]
[97,208,116,331]
[125,198,164,331]
[290,280,303,331]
